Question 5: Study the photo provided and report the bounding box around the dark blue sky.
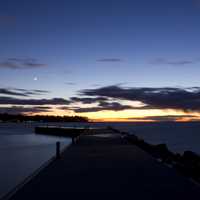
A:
[1,0,200,119]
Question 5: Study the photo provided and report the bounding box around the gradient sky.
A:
[1,0,200,121]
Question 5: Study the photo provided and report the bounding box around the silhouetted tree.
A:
[0,113,89,122]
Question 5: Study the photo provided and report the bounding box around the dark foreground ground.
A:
[8,135,200,200]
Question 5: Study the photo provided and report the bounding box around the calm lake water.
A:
[1,121,200,197]
[0,122,71,198]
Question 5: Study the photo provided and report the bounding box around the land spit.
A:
[6,132,200,200]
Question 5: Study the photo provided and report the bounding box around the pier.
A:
[6,131,200,200]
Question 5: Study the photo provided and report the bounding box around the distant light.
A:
[33,77,38,81]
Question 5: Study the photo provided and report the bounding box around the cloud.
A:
[0,88,28,97]
[64,82,76,86]
[150,58,197,66]
[0,58,46,69]
[72,101,134,113]
[70,97,108,104]
[128,115,197,122]
[58,106,70,110]
[96,58,123,62]
[0,88,49,97]
[30,89,49,94]
[35,106,52,109]
[0,96,70,105]
[91,84,101,87]
[0,106,50,114]
[80,85,200,112]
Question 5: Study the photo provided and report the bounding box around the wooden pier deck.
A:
[8,135,200,200]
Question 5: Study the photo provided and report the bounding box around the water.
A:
[0,122,71,198]
[51,121,200,154]
[109,122,200,154]
[1,121,200,197]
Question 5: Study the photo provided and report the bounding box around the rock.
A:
[126,134,139,143]
[152,144,173,161]
[183,151,200,163]
[107,126,121,133]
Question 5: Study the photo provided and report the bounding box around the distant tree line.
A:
[0,113,89,122]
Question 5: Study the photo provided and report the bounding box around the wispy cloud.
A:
[91,84,101,87]
[0,106,51,114]
[0,96,70,105]
[69,101,134,113]
[96,58,123,62]
[128,115,198,122]
[0,58,46,69]
[70,97,108,104]
[0,88,28,97]
[0,88,49,97]
[150,58,197,66]
[64,82,76,86]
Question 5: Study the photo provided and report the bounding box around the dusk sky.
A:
[1,0,200,121]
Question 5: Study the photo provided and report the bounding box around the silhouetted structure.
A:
[0,113,89,123]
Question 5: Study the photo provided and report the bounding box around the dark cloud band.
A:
[0,106,50,114]
[70,97,108,104]
[72,101,133,113]
[128,115,197,122]
[0,96,69,105]
[80,85,200,112]
[0,88,49,97]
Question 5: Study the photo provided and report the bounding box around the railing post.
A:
[56,141,60,159]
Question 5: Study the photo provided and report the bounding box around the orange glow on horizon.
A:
[26,107,200,122]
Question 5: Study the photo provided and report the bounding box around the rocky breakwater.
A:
[122,132,200,183]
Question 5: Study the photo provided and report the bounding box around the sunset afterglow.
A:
[1,1,200,122]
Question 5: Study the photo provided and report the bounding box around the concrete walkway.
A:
[9,135,200,200]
